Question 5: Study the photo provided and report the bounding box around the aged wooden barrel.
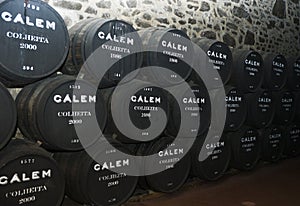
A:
[260,126,284,162]
[16,75,107,151]
[211,86,247,132]
[0,0,69,87]
[0,82,17,150]
[230,49,263,92]
[283,124,300,157]
[0,138,65,206]
[192,38,232,88]
[229,126,261,171]
[62,18,143,88]
[139,27,194,86]
[54,143,138,206]
[166,81,211,137]
[286,56,300,90]
[294,92,300,123]
[245,90,275,128]
[102,80,169,143]
[137,136,191,193]
[262,53,287,90]
[190,131,231,181]
[272,90,296,125]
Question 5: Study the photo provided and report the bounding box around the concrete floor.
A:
[64,157,300,206]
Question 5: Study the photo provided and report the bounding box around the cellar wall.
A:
[46,0,300,57]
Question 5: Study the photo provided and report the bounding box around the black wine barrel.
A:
[211,86,247,131]
[190,131,231,181]
[245,90,275,128]
[0,138,65,206]
[283,124,300,157]
[192,38,232,88]
[229,126,261,171]
[103,80,169,143]
[139,27,193,86]
[273,90,296,125]
[16,75,107,151]
[54,143,138,206]
[286,56,300,90]
[294,92,300,123]
[260,126,284,162]
[0,0,69,87]
[262,53,287,90]
[62,18,142,88]
[0,82,17,150]
[230,49,264,92]
[137,136,191,193]
[224,87,247,131]
[166,81,211,138]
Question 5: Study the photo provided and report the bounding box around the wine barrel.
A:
[0,82,17,150]
[294,92,300,123]
[286,56,300,90]
[229,126,261,171]
[262,53,287,90]
[192,38,232,88]
[0,0,69,87]
[245,90,275,128]
[211,86,247,132]
[190,131,231,181]
[230,49,263,92]
[54,143,138,206]
[103,80,169,143]
[16,75,107,151]
[137,136,191,193]
[139,27,193,86]
[62,18,143,88]
[0,138,65,206]
[283,124,300,157]
[166,81,211,137]
[273,90,296,125]
[260,126,284,162]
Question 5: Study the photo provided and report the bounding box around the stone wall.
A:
[46,0,300,57]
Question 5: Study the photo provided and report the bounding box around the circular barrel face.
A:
[287,57,300,90]
[166,82,211,137]
[261,126,284,162]
[245,90,274,128]
[140,28,193,85]
[206,41,232,85]
[224,87,246,131]
[129,87,168,130]
[230,127,261,171]
[0,83,16,149]
[38,77,107,150]
[17,76,107,151]
[263,54,287,90]
[198,39,232,87]
[55,147,138,206]
[273,91,295,125]
[105,83,169,143]
[284,124,300,157]
[85,149,138,205]
[139,137,191,193]
[0,0,69,86]
[231,50,263,92]
[64,18,142,88]
[191,132,230,181]
[0,140,64,206]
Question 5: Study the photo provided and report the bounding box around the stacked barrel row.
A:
[0,1,299,206]
[0,0,70,205]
